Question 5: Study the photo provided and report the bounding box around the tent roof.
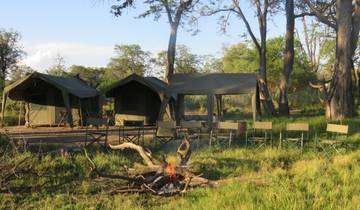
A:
[167,73,258,95]
[4,72,98,100]
[104,74,168,97]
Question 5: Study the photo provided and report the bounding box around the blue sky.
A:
[0,0,288,71]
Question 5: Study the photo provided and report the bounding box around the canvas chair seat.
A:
[248,137,268,141]
[154,121,177,144]
[85,118,109,148]
[210,122,239,147]
[318,124,349,156]
[119,120,144,145]
[286,137,303,141]
[280,123,309,153]
[320,139,343,145]
[179,121,205,144]
[246,122,273,149]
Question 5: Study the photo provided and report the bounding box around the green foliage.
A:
[0,29,25,90]
[223,43,258,73]
[46,55,68,76]
[153,45,206,78]
[104,44,151,85]
[222,37,318,107]
[68,65,105,89]
[9,65,33,81]
[3,120,360,210]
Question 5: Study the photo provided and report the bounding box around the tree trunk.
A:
[279,0,295,116]
[258,5,276,115]
[328,0,355,119]
[0,66,6,95]
[166,23,179,83]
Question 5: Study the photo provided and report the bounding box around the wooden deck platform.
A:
[0,126,156,144]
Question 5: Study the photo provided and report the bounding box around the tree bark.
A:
[327,0,355,119]
[166,22,179,83]
[256,0,276,115]
[279,0,295,116]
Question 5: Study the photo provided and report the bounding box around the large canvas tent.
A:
[1,72,100,127]
[159,73,260,126]
[104,74,168,125]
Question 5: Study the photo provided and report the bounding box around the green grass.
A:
[2,114,360,209]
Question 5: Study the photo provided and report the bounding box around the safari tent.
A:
[159,73,260,126]
[1,72,100,127]
[104,74,168,126]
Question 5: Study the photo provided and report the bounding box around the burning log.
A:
[85,136,213,196]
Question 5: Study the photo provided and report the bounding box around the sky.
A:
[0,0,288,71]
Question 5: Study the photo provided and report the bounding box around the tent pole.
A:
[78,99,83,127]
[1,92,8,127]
[25,102,30,127]
[18,101,23,126]
[207,94,214,131]
[256,83,261,117]
[157,95,170,121]
[176,94,184,125]
[61,91,73,127]
[215,95,223,120]
[252,94,257,122]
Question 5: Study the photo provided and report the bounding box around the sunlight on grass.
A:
[2,115,360,209]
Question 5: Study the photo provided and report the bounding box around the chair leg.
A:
[229,131,232,147]
[245,131,248,146]
[279,132,282,149]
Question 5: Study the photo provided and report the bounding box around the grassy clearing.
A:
[1,115,360,209]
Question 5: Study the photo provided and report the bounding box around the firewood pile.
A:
[85,137,214,196]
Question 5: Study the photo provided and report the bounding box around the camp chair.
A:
[209,121,239,147]
[179,121,203,139]
[85,118,109,148]
[280,123,309,152]
[119,120,144,145]
[246,121,273,149]
[318,123,349,155]
[153,121,177,144]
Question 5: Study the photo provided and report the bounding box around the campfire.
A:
[85,137,213,196]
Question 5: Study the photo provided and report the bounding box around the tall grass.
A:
[1,115,360,209]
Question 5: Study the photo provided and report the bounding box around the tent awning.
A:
[167,73,258,96]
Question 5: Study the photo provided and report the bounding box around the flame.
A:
[164,163,177,181]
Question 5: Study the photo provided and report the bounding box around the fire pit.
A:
[85,137,213,196]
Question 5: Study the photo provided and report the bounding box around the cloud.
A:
[21,42,113,71]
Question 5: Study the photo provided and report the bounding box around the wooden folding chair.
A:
[153,121,177,144]
[318,124,348,156]
[119,120,144,145]
[280,123,309,153]
[246,121,273,149]
[210,121,239,147]
[85,118,109,148]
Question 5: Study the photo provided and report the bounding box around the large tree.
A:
[98,44,151,89]
[46,54,68,76]
[278,0,295,115]
[305,0,360,119]
[111,0,199,82]
[0,30,24,93]
[222,37,313,95]
[154,44,201,77]
[107,44,151,77]
[68,65,105,89]
[202,0,279,114]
